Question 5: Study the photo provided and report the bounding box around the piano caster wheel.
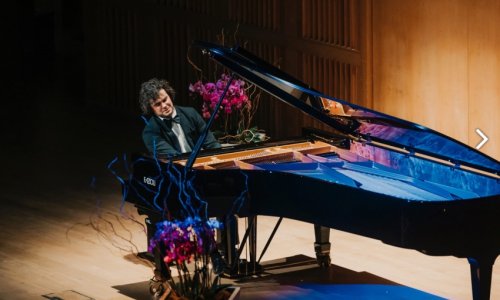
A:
[316,254,331,268]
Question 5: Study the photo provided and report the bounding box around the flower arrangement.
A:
[148,217,230,299]
[189,73,268,144]
[189,73,248,120]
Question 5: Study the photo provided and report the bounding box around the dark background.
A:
[1,0,357,183]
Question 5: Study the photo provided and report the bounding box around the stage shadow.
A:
[123,253,155,268]
[235,254,445,299]
[112,254,445,299]
[113,281,150,300]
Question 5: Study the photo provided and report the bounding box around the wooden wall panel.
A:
[468,0,500,159]
[154,0,215,16]
[301,53,359,131]
[229,0,280,31]
[83,0,498,160]
[372,0,499,160]
[238,41,289,137]
[302,0,358,50]
[104,7,139,113]
[82,0,365,140]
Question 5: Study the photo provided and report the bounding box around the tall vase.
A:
[214,286,240,300]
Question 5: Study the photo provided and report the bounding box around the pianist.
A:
[138,78,237,266]
[139,78,220,157]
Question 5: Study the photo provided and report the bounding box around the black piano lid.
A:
[194,41,500,176]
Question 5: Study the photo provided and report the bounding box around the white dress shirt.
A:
[160,109,192,153]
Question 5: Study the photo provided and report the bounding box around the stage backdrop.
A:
[372,0,500,161]
[82,0,499,160]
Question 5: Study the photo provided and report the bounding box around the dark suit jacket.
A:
[142,106,221,156]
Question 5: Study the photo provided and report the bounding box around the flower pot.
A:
[215,286,240,300]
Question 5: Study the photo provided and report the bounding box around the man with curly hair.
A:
[139,78,220,156]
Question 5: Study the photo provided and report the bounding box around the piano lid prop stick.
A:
[185,73,236,171]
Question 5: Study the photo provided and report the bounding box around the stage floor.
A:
[0,66,498,300]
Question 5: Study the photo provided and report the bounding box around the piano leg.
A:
[249,215,258,264]
[467,255,497,300]
[136,215,156,263]
[314,224,331,267]
[220,215,239,269]
[145,217,155,245]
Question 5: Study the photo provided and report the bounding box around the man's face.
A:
[149,89,174,118]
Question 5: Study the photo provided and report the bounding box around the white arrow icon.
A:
[475,128,489,150]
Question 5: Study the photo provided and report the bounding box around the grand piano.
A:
[124,41,500,300]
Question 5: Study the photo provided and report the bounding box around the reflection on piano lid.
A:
[175,139,497,201]
[195,41,500,176]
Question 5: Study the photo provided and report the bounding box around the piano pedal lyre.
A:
[221,215,263,278]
